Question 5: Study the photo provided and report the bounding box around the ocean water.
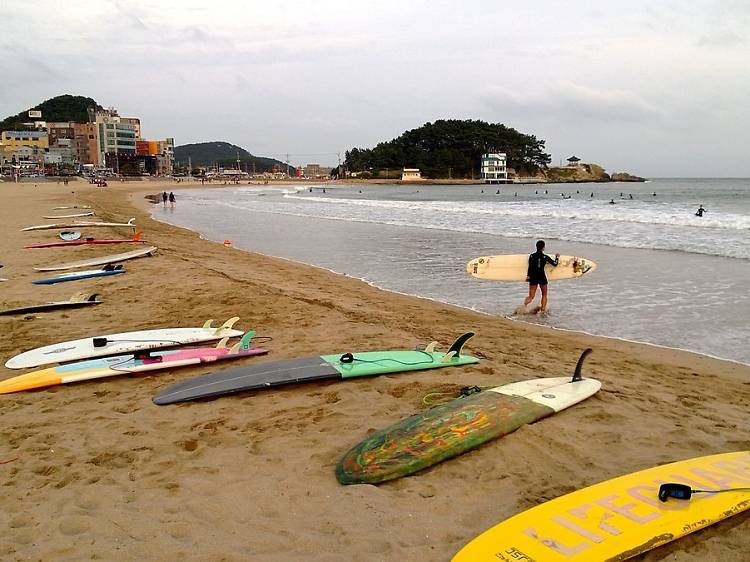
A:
[152,179,750,365]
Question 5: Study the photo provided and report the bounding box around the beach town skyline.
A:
[2,0,749,177]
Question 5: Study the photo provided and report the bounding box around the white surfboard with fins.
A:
[5,317,244,369]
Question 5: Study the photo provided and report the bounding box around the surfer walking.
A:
[168,192,176,208]
[161,191,168,206]
[523,240,559,314]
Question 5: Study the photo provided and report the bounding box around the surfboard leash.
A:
[659,483,750,502]
[338,350,436,367]
[421,385,492,406]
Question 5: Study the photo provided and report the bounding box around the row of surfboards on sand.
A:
[4,207,748,560]
[2,315,748,559]
[9,211,155,288]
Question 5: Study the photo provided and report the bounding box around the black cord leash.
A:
[659,483,750,502]
[339,350,435,367]
[93,337,185,347]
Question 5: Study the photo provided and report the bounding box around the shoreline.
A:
[2,178,749,561]
[150,198,750,371]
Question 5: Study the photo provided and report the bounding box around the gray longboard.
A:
[0,294,102,316]
[153,356,341,405]
[153,333,479,405]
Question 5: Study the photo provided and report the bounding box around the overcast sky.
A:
[2,0,748,176]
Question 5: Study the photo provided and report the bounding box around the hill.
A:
[174,142,288,173]
[342,119,552,179]
[0,94,102,130]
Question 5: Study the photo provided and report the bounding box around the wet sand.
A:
[1,178,749,561]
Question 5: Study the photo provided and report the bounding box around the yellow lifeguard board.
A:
[453,451,750,561]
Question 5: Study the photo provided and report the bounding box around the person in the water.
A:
[523,240,559,313]
[695,205,706,217]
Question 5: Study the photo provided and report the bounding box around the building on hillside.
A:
[0,131,49,172]
[94,109,137,169]
[401,168,422,181]
[120,117,142,139]
[566,155,581,167]
[72,123,99,165]
[0,145,46,172]
[1,130,49,151]
[153,138,174,175]
[47,122,76,147]
[480,153,509,184]
[46,138,76,167]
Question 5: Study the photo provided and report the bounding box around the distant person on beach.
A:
[695,205,706,217]
[168,192,175,208]
[162,191,168,206]
[522,240,559,314]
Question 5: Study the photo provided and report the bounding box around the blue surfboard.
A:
[33,265,125,285]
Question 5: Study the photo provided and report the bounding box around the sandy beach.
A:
[1,178,749,561]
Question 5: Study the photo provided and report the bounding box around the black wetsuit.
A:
[527,251,559,286]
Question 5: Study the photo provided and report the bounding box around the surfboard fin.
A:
[87,293,100,302]
[447,332,475,357]
[216,316,240,333]
[440,351,457,363]
[215,337,229,349]
[127,218,136,226]
[572,348,593,382]
[424,341,438,353]
[133,231,143,241]
[68,291,88,302]
[202,319,215,330]
[229,330,256,354]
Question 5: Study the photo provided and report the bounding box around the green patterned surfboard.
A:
[336,349,600,484]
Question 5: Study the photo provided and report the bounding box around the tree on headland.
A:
[343,119,551,178]
[0,95,102,130]
[173,141,288,173]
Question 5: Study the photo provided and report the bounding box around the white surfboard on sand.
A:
[5,318,244,369]
[34,246,157,271]
[52,206,91,210]
[467,254,597,282]
[21,218,136,231]
[42,212,95,219]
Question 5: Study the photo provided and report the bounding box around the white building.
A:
[481,153,509,184]
[401,168,422,181]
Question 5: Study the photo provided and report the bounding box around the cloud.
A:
[695,31,745,47]
[481,82,664,124]
[110,1,149,30]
